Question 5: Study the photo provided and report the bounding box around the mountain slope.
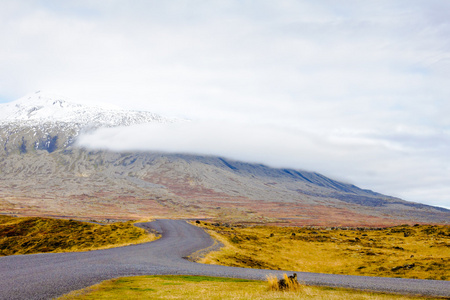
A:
[0,93,448,226]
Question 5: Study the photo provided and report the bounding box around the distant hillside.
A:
[0,93,448,226]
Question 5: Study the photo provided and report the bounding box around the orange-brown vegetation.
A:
[197,222,450,280]
[0,215,156,255]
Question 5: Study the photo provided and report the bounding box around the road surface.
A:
[0,219,449,299]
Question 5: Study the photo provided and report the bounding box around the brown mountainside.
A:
[0,123,448,226]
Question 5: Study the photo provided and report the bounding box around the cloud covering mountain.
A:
[77,119,450,209]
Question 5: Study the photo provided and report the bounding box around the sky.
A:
[1,0,449,209]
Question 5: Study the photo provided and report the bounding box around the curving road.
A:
[0,219,449,299]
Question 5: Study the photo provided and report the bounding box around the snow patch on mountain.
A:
[0,91,171,128]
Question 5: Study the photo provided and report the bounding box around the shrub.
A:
[267,273,301,292]
[266,274,279,291]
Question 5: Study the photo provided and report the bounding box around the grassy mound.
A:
[59,275,442,300]
[196,222,450,280]
[0,215,156,256]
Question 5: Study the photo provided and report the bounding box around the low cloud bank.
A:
[77,121,450,209]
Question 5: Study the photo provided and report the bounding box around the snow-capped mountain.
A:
[0,91,169,128]
[0,91,173,153]
[0,92,448,226]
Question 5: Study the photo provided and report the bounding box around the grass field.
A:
[2,216,448,298]
[0,215,156,255]
[196,222,450,280]
[58,275,445,300]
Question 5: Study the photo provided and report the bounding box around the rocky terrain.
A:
[1,92,448,226]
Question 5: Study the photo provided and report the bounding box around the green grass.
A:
[0,215,156,255]
[196,222,450,280]
[58,275,444,300]
[153,275,252,282]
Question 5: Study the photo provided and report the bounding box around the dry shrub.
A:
[266,274,279,291]
[267,273,302,292]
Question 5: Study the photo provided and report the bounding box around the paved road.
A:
[0,219,449,299]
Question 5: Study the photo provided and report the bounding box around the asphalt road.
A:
[0,219,449,299]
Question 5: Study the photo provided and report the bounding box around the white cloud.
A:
[77,120,450,209]
[1,0,449,208]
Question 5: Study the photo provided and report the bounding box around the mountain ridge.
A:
[0,91,173,154]
[0,93,448,226]
[0,91,171,128]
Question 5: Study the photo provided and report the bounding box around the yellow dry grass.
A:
[267,273,303,292]
[267,274,280,291]
[58,275,443,300]
[197,222,450,280]
[0,215,157,255]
